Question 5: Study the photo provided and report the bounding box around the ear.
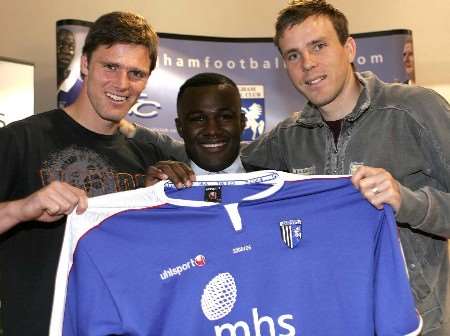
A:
[344,37,357,64]
[80,54,89,77]
[239,112,247,133]
[175,118,184,139]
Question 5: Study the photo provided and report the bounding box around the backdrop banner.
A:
[56,20,413,140]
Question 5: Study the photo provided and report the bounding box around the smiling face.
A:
[176,84,245,172]
[80,43,150,133]
[57,29,76,86]
[57,29,76,68]
[279,15,358,118]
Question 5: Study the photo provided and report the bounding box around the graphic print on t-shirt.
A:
[39,145,145,196]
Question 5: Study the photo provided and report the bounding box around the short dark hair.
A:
[274,0,349,49]
[82,11,158,71]
[176,73,239,112]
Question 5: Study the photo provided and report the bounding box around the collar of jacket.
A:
[295,71,376,128]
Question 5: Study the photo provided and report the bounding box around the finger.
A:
[46,183,87,215]
[357,169,389,194]
[75,196,89,215]
[45,191,78,215]
[159,164,189,189]
[149,162,195,188]
[170,163,196,186]
[358,175,382,194]
[119,119,136,138]
[351,165,375,190]
[359,177,401,211]
[70,187,88,214]
[146,165,169,180]
[375,179,402,213]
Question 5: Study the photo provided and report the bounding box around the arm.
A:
[0,125,87,234]
[352,89,450,238]
[240,121,287,171]
[0,181,88,234]
[119,120,189,163]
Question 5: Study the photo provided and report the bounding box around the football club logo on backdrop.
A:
[238,85,265,141]
[128,92,161,119]
[279,219,302,249]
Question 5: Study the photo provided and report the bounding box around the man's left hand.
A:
[146,161,196,189]
[351,166,401,213]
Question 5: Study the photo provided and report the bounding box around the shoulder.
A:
[365,78,450,152]
[379,83,444,108]
[2,109,63,132]
[126,138,170,164]
[367,75,449,127]
[260,114,300,141]
[365,72,447,115]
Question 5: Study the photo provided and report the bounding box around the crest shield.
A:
[279,219,302,248]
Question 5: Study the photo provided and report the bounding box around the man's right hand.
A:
[20,181,88,222]
[119,119,137,138]
[145,161,196,189]
[0,181,88,234]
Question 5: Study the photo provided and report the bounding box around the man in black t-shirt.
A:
[0,12,166,335]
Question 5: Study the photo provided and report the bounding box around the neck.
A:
[191,157,244,175]
[320,71,362,121]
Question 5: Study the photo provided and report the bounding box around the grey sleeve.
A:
[134,124,189,164]
[240,124,287,171]
[396,90,450,238]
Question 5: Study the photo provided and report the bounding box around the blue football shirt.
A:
[50,171,421,336]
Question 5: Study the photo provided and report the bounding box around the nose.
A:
[114,70,130,91]
[302,51,316,71]
[204,117,220,136]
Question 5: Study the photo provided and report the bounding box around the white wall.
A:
[1,0,449,112]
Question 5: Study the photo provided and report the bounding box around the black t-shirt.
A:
[0,109,167,335]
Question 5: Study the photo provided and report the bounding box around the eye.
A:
[188,114,206,123]
[285,51,301,63]
[104,63,118,71]
[312,42,326,52]
[219,111,234,121]
[129,70,147,81]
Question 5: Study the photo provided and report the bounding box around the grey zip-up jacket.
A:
[241,71,450,334]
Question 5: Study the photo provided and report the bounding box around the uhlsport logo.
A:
[159,254,206,280]
[201,272,296,335]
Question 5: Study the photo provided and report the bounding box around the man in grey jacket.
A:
[240,1,449,334]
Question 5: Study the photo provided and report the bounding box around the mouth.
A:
[58,56,73,65]
[200,141,227,152]
[106,92,128,103]
[305,75,327,86]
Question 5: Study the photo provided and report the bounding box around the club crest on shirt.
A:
[238,85,265,141]
[279,219,302,249]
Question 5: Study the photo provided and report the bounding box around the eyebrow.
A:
[285,37,328,57]
[306,38,326,47]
